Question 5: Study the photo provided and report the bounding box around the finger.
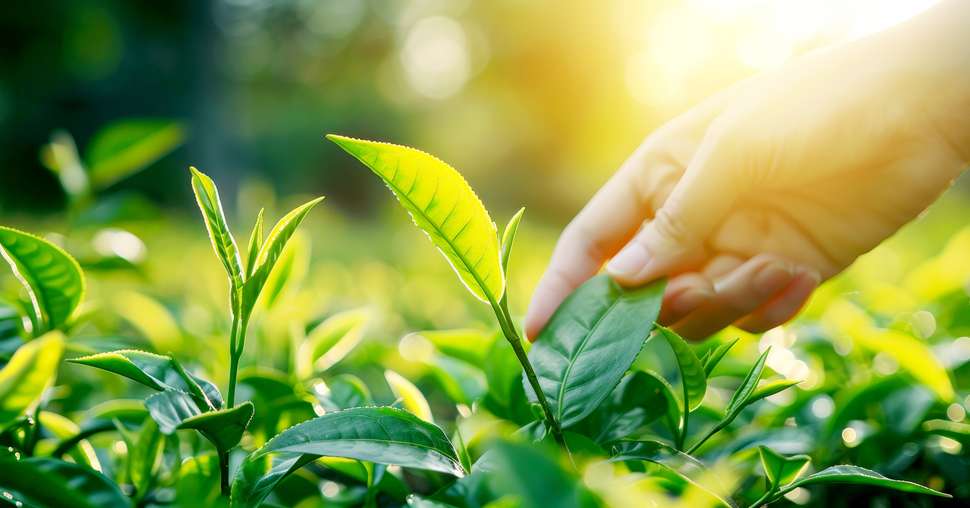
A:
[672,254,796,341]
[658,273,715,325]
[524,156,675,340]
[735,268,821,333]
[606,130,740,286]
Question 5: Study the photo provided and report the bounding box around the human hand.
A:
[525,2,970,341]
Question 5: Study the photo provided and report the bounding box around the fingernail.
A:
[753,261,794,295]
[606,243,649,279]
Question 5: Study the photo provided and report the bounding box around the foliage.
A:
[0,133,966,508]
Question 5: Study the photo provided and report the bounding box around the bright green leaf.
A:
[295,308,368,379]
[527,275,665,427]
[245,208,265,279]
[725,347,771,418]
[702,338,739,378]
[329,134,504,303]
[315,374,372,411]
[0,333,64,428]
[386,369,434,423]
[241,197,324,317]
[610,440,732,507]
[500,207,525,283]
[758,445,809,489]
[650,325,706,412]
[86,119,185,189]
[38,411,101,472]
[146,390,253,453]
[190,167,245,297]
[748,379,800,405]
[0,226,85,331]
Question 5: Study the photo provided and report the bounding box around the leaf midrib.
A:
[377,169,498,302]
[555,292,623,421]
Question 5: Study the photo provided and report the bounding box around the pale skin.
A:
[525,0,970,341]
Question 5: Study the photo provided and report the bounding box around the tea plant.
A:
[0,134,963,508]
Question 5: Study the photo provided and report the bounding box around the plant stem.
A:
[226,314,240,408]
[491,298,567,450]
[749,488,777,508]
[686,419,728,455]
[218,450,231,496]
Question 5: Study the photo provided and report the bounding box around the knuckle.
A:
[652,207,692,246]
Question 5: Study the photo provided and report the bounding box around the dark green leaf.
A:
[757,445,809,489]
[484,441,599,508]
[85,119,185,189]
[315,374,372,411]
[68,349,223,409]
[780,465,949,498]
[574,370,670,444]
[0,226,85,331]
[232,407,463,508]
[146,391,253,452]
[527,275,665,427]
[0,456,129,508]
[117,418,164,497]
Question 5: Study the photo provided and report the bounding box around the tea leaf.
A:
[86,119,185,189]
[245,208,265,278]
[757,446,809,489]
[68,349,223,409]
[527,275,664,427]
[610,440,732,507]
[0,332,64,428]
[703,338,739,377]
[241,197,324,316]
[315,374,372,411]
[748,379,799,404]
[146,390,254,453]
[231,407,464,507]
[0,456,129,508]
[0,226,84,331]
[295,308,368,379]
[650,326,707,411]
[486,441,598,508]
[190,167,245,297]
[779,465,949,498]
[725,347,771,418]
[500,207,525,281]
[386,369,434,423]
[116,418,164,497]
[38,411,101,471]
[328,134,504,303]
[574,370,673,444]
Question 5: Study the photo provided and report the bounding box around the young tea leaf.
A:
[241,197,324,317]
[231,407,464,508]
[0,332,64,428]
[725,347,771,418]
[500,207,525,282]
[295,308,368,379]
[386,369,434,423]
[328,134,504,304]
[190,167,245,295]
[314,374,372,411]
[245,208,265,278]
[650,326,707,411]
[526,275,665,427]
[758,445,810,489]
[0,226,85,331]
[748,379,800,405]
[68,349,223,409]
[703,338,739,378]
[0,456,129,508]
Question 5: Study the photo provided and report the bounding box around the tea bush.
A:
[0,129,967,508]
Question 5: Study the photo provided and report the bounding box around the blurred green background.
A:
[4,0,963,220]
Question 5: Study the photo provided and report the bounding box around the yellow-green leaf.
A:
[85,119,185,190]
[328,134,504,303]
[295,309,369,379]
[190,167,244,294]
[385,370,434,423]
[0,333,64,428]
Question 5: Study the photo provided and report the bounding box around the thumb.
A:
[606,137,739,286]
